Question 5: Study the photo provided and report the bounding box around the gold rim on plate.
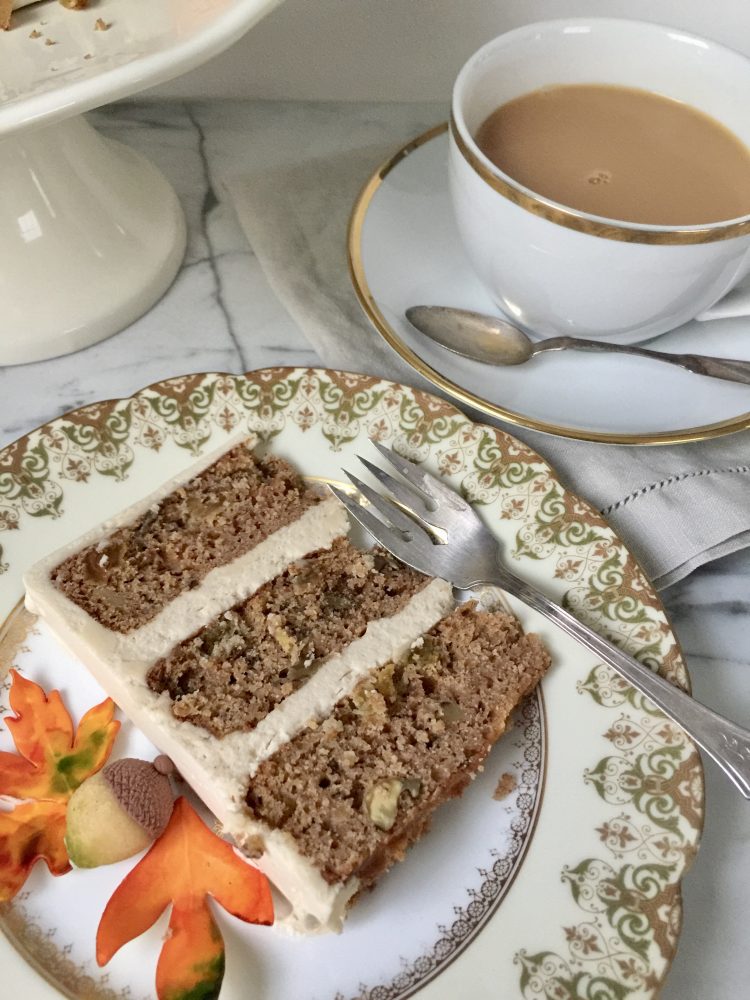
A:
[347,123,750,446]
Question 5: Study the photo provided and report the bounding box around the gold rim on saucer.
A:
[347,123,750,446]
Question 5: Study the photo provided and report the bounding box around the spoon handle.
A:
[537,336,750,386]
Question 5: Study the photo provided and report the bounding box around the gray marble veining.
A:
[0,99,747,999]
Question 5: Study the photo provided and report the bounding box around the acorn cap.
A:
[102,757,175,839]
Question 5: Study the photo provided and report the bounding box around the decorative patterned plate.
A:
[348,124,750,445]
[0,369,702,999]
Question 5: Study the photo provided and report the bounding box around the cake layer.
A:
[147,540,429,737]
[25,439,350,668]
[51,442,319,633]
[244,604,551,890]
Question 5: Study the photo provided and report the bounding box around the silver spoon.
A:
[406,306,750,386]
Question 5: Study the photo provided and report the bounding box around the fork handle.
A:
[487,569,750,798]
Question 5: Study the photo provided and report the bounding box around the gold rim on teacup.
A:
[450,104,750,247]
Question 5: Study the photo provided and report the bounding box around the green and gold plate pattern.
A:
[0,369,702,999]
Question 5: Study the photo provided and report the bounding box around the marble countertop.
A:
[1,99,748,999]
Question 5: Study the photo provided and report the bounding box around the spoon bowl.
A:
[405,306,535,365]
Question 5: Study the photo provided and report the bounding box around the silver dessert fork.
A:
[330,442,750,800]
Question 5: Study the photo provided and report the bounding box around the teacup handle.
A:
[697,271,750,321]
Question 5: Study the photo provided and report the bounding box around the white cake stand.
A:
[0,0,282,365]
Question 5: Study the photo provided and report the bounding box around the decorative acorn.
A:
[65,755,175,868]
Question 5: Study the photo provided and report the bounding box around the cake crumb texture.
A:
[147,540,429,736]
[493,771,517,801]
[245,604,551,887]
[51,443,320,633]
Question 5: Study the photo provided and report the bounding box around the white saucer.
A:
[349,124,750,445]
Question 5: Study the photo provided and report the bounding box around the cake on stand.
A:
[0,0,282,365]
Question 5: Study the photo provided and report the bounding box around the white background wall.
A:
[157,0,750,102]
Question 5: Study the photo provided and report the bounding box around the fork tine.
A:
[371,441,469,510]
[329,486,413,559]
[357,455,432,517]
[343,471,435,547]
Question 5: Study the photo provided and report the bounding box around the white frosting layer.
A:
[23,437,455,933]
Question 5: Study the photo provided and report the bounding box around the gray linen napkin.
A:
[226,145,750,591]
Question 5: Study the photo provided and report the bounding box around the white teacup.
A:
[449,19,750,344]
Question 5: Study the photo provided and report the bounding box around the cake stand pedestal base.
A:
[0,114,187,366]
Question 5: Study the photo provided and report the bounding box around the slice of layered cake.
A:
[24,436,550,932]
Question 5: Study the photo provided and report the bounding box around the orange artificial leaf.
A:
[0,669,119,902]
[0,800,69,902]
[97,796,274,1000]
[0,669,119,802]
